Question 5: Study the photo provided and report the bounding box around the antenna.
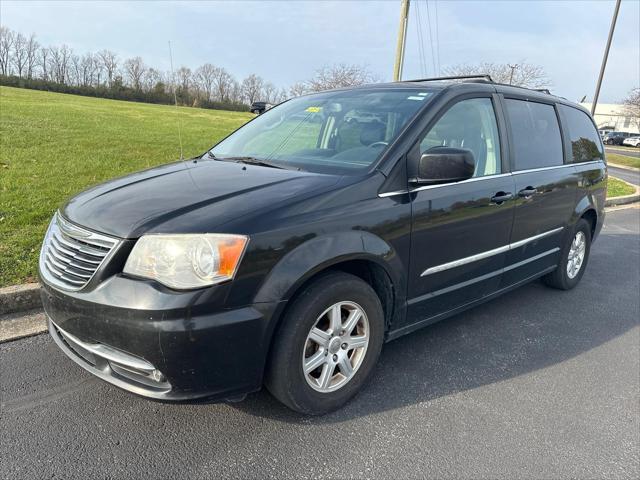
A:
[168,41,184,161]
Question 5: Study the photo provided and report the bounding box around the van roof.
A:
[340,75,586,113]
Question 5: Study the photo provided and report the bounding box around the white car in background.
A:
[622,136,640,147]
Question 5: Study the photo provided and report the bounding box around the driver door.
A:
[405,96,516,327]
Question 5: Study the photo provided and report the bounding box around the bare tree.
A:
[69,54,81,86]
[12,32,29,77]
[1,24,292,109]
[305,64,376,92]
[289,82,308,98]
[0,26,14,75]
[621,88,640,119]
[123,56,146,90]
[25,33,39,79]
[143,68,163,92]
[241,74,264,105]
[38,46,49,80]
[262,81,277,103]
[213,67,234,102]
[275,87,289,104]
[442,62,551,89]
[79,53,99,87]
[49,44,72,84]
[228,79,242,104]
[97,49,118,87]
[194,63,216,100]
[176,66,192,91]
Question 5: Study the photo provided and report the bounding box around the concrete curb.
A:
[0,283,41,316]
[605,193,640,207]
[608,162,640,173]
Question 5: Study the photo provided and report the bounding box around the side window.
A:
[505,99,564,170]
[419,98,501,177]
[558,105,604,163]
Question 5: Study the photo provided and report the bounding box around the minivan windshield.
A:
[209,88,435,174]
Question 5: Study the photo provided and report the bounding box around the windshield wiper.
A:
[221,156,296,170]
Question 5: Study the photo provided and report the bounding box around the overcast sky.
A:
[2,0,638,103]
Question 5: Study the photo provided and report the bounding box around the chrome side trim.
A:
[420,226,564,276]
[384,160,604,198]
[409,247,560,304]
[510,227,564,249]
[378,190,409,198]
[512,160,602,175]
[421,244,510,276]
[410,173,512,193]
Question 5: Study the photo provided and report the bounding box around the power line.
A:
[424,0,437,77]
[434,0,441,75]
[414,1,428,76]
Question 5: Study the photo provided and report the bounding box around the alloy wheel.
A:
[302,301,370,393]
[567,231,586,279]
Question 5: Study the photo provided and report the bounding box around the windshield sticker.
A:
[305,106,322,113]
[418,92,429,96]
[407,96,426,101]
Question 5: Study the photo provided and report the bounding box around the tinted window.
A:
[505,99,564,170]
[419,98,501,177]
[559,105,604,163]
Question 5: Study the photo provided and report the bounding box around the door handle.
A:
[518,186,538,198]
[490,192,513,204]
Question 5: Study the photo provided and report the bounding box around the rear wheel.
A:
[543,218,592,290]
[265,272,384,415]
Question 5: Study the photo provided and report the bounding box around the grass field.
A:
[0,86,252,287]
[607,177,636,198]
[606,152,640,169]
[1,87,638,287]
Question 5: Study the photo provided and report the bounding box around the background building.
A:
[580,103,640,133]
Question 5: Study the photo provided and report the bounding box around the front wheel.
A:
[543,218,592,290]
[265,272,384,415]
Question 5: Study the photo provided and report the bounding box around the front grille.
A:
[39,212,119,291]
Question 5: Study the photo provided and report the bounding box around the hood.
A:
[62,159,341,238]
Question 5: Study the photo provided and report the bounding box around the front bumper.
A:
[40,276,281,401]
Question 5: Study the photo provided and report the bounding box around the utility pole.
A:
[393,0,411,81]
[592,0,621,115]
[508,64,518,85]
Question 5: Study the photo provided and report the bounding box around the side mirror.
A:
[411,147,475,185]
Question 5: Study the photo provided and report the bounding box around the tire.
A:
[543,218,592,290]
[265,272,384,415]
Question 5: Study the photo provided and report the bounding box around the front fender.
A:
[253,230,405,305]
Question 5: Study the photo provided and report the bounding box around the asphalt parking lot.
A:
[1,207,639,479]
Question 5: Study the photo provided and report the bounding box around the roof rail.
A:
[535,88,551,94]
[403,74,494,83]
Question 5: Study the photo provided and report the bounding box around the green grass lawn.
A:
[607,177,636,198]
[606,152,640,169]
[0,86,252,287]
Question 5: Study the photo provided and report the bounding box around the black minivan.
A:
[40,76,607,414]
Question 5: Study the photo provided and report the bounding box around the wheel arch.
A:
[254,231,407,381]
[572,194,599,240]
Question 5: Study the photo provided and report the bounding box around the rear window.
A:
[505,99,564,170]
[559,105,604,163]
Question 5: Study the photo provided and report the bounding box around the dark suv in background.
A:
[40,75,606,414]
[603,131,635,145]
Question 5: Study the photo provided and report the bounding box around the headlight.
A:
[123,234,248,290]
